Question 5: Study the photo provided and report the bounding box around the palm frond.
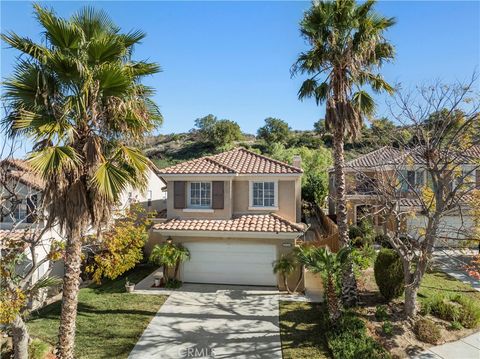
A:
[33,4,83,49]
[28,146,82,178]
[90,161,130,201]
[1,32,50,62]
[352,90,375,117]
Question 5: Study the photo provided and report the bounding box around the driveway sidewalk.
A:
[412,332,480,359]
[433,249,480,292]
[128,284,289,359]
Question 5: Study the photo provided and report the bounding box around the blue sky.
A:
[1,1,479,143]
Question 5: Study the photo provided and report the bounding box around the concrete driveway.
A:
[128,284,284,359]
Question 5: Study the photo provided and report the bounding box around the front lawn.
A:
[280,270,480,359]
[27,265,166,359]
[279,301,330,359]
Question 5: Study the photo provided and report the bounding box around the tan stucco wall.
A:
[232,180,297,223]
[166,180,232,220]
[146,231,304,291]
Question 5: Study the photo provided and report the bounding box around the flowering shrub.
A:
[86,205,153,284]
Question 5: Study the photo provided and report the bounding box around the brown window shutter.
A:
[173,181,186,209]
[212,181,224,209]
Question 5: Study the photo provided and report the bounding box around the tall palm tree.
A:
[2,5,162,358]
[297,246,350,322]
[292,0,395,307]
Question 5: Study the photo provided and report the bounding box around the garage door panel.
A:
[182,242,277,286]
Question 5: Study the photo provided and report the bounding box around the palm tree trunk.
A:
[12,315,29,359]
[332,126,358,307]
[283,275,292,294]
[326,274,341,322]
[58,227,82,359]
[173,261,180,280]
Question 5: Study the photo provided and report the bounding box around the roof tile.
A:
[157,148,303,175]
[153,213,305,233]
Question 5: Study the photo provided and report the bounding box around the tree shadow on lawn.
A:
[279,301,330,358]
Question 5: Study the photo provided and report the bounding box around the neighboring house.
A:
[0,158,167,283]
[328,146,480,246]
[149,147,307,289]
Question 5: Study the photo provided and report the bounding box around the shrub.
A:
[375,234,392,248]
[382,321,394,337]
[422,294,480,329]
[29,339,51,359]
[375,305,389,321]
[326,312,391,359]
[414,318,441,344]
[452,295,480,329]
[450,321,463,330]
[374,249,404,301]
[349,225,364,240]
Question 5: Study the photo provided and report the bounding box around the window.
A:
[189,182,211,208]
[400,170,424,192]
[251,181,276,207]
[147,190,152,207]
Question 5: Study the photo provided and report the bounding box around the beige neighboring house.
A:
[328,146,480,247]
[148,147,308,289]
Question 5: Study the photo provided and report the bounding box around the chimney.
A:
[292,155,302,169]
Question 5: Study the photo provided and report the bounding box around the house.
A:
[328,146,480,246]
[0,158,167,283]
[148,147,307,289]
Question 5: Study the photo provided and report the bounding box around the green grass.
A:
[27,265,166,359]
[279,301,331,359]
[419,271,480,303]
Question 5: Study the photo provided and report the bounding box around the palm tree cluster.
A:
[2,4,162,358]
[292,0,395,307]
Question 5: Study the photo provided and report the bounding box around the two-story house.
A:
[148,147,307,289]
[328,146,480,246]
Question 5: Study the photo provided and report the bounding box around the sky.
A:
[1,0,479,154]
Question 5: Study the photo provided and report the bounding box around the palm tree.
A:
[1,5,162,358]
[149,242,190,282]
[297,246,350,322]
[292,0,395,307]
[272,255,297,294]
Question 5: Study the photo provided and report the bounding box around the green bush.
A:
[414,318,441,344]
[450,321,463,330]
[29,339,51,359]
[422,294,480,329]
[374,249,404,301]
[375,305,389,321]
[326,312,391,359]
[374,234,392,248]
[452,295,480,329]
[349,225,364,240]
[382,321,394,337]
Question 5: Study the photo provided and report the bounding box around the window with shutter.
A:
[212,181,224,209]
[173,181,186,209]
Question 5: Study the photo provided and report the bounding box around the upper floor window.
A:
[400,170,424,192]
[189,182,211,208]
[250,181,277,208]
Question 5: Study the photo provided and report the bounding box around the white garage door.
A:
[182,242,277,286]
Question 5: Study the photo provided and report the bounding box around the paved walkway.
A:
[129,284,293,359]
[412,333,480,359]
[433,249,480,292]
[412,250,480,358]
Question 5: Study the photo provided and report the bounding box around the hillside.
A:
[143,129,384,170]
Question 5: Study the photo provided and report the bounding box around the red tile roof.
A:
[343,145,480,170]
[153,214,305,233]
[1,159,45,190]
[157,148,303,175]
